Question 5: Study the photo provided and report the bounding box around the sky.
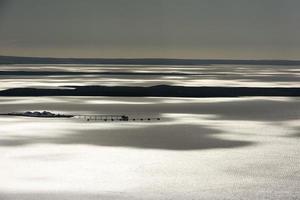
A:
[0,0,299,59]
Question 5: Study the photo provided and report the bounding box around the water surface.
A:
[0,96,299,199]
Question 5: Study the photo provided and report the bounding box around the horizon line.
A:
[1,55,300,66]
[1,55,300,61]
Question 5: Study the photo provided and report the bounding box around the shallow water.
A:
[0,64,299,90]
[0,96,300,199]
[0,64,300,199]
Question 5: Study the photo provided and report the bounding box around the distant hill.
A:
[0,85,300,97]
[1,55,300,65]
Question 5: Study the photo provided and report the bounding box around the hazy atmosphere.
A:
[0,0,300,59]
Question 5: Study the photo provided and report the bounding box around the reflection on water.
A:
[0,64,299,199]
[0,96,300,199]
[0,64,300,90]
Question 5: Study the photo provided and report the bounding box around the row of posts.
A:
[76,115,160,122]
